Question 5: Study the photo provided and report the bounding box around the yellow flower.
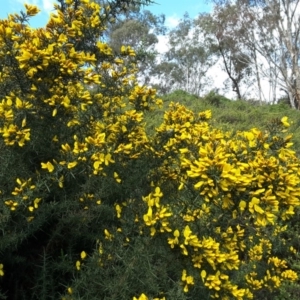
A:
[180,244,188,256]
[0,264,4,276]
[153,186,163,198]
[104,153,114,165]
[75,260,80,270]
[41,161,54,172]
[115,204,122,218]
[198,109,212,120]
[80,251,87,260]
[181,269,195,292]
[204,271,222,291]
[239,200,247,211]
[104,229,113,241]
[5,200,18,211]
[33,198,42,209]
[201,270,207,282]
[113,172,121,183]
[150,227,156,236]
[168,229,180,248]
[143,207,155,226]
[281,116,290,127]
[58,175,64,188]
[281,270,298,281]
[25,4,40,16]
[249,197,264,214]
[67,161,78,169]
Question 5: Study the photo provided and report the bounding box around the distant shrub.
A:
[203,91,231,107]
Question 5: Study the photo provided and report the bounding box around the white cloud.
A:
[165,15,180,28]
[42,0,57,13]
[154,15,180,54]
[155,35,169,54]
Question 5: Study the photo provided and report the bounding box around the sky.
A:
[0,0,55,28]
[148,0,212,27]
[0,0,212,28]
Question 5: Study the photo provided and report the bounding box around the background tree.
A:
[153,13,216,96]
[196,6,254,100]
[208,0,300,107]
[98,1,166,84]
[252,0,300,108]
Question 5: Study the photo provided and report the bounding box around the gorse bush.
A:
[0,1,300,300]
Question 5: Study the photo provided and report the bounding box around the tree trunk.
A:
[218,45,242,99]
[253,46,263,104]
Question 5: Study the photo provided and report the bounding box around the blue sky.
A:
[0,0,212,28]
[0,0,55,27]
[148,0,212,24]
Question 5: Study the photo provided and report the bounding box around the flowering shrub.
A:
[0,1,300,300]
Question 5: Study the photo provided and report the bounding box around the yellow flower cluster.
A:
[181,269,195,292]
[143,187,172,236]
[141,104,300,298]
[245,254,298,291]
[0,0,163,214]
[75,250,87,271]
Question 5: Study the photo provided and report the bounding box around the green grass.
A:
[145,90,300,154]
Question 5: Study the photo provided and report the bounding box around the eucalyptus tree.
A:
[154,13,216,96]
[251,0,300,108]
[195,5,255,100]
[209,0,300,108]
